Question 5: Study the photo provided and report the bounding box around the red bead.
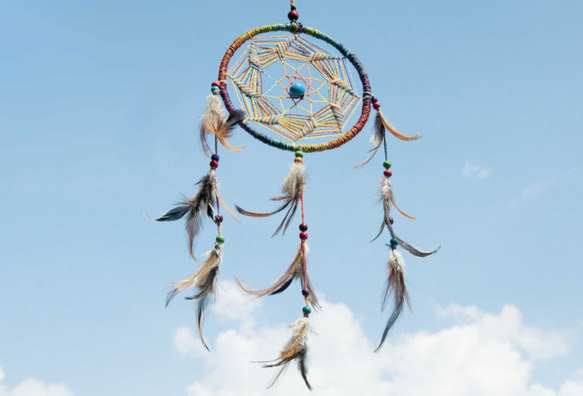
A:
[288,10,299,21]
[384,169,392,177]
[299,232,308,240]
[373,102,381,110]
[210,160,219,169]
[299,223,308,231]
[211,81,221,87]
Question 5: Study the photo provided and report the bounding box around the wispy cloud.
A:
[463,161,493,180]
[511,168,578,208]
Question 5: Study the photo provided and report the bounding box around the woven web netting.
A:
[226,34,362,144]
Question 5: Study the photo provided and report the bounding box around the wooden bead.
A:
[288,10,299,21]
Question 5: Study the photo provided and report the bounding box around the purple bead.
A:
[302,288,310,297]
[215,214,223,224]
[211,154,220,161]
[299,223,308,232]
[389,217,394,224]
[371,97,378,104]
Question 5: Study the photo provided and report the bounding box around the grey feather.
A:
[396,237,440,258]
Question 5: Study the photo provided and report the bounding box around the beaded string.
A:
[372,93,398,245]
[210,81,226,244]
[293,149,311,316]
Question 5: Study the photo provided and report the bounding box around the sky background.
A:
[1,0,582,395]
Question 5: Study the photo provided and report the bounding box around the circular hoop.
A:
[218,23,372,153]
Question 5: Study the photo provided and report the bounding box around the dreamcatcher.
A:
[148,0,438,390]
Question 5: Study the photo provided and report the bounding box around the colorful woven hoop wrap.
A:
[218,23,372,153]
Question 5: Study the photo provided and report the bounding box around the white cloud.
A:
[463,161,493,180]
[0,366,74,396]
[175,282,581,396]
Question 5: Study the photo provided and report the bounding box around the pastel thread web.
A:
[227,34,362,144]
[218,23,372,153]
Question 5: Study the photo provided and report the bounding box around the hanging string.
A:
[300,188,308,306]
[214,135,223,237]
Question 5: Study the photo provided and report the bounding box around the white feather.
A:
[202,94,227,127]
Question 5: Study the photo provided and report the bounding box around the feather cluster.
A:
[200,95,245,156]
[372,177,415,242]
[260,317,312,390]
[355,111,421,168]
[166,246,223,351]
[147,170,217,259]
[236,162,306,237]
[376,249,410,352]
[236,243,321,310]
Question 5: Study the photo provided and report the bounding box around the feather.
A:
[166,247,223,351]
[396,237,441,258]
[372,177,415,242]
[236,243,321,310]
[354,112,386,168]
[213,184,240,223]
[147,170,216,259]
[236,162,306,237]
[200,94,245,156]
[258,317,312,390]
[375,249,410,352]
[378,110,421,142]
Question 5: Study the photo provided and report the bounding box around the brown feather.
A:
[354,112,386,168]
[236,163,306,237]
[166,248,223,351]
[236,244,321,310]
[379,110,422,141]
[148,170,216,260]
[200,97,246,156]
[376,250,410,352]
[258,317,312,390]
[213,185,240,223]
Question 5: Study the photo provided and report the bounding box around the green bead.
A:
[383,161,392,169]
[302,306,311,315]
[390,238,399,247]
[295,150,304,158]
[216,235,225,244]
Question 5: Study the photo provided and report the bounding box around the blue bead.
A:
[211,86,220,94]
[390,238,399,248]
[289,83,306,98]
[302,306,311,315]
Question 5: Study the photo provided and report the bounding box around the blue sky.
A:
[1,1,582,395]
